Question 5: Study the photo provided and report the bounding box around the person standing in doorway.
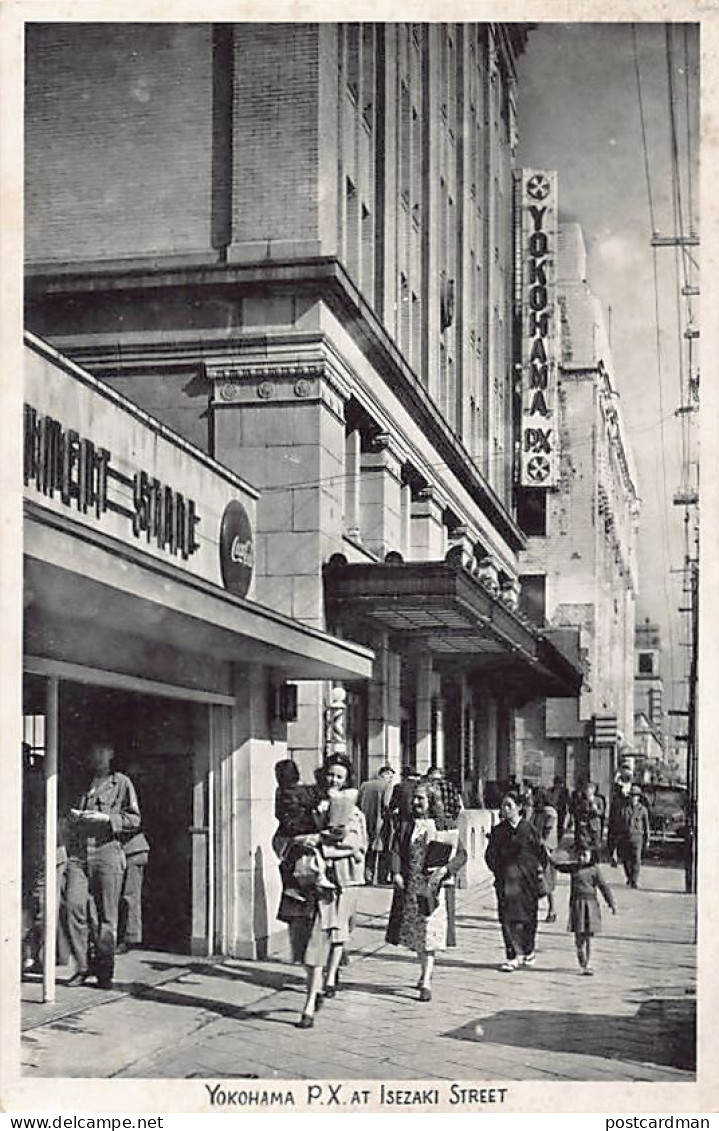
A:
[117,827,150,953]
[357,765,395,884]
[65,741,141,989]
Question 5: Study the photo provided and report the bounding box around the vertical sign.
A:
[520,169,559,488]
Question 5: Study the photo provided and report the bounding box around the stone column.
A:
[432,670,444,770]
[415,649,434,774]
[367,630,402,775]
[344,429,362,540]
[219,663,288,960]
[359,433,404,559]
[410,487,446,561]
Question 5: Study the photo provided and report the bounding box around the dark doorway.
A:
[59,682,196,954]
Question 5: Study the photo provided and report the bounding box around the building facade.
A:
[23,21,582,976]
[22,331,373,992]
[515,221,640,797]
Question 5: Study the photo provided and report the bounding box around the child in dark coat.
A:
[554,847,616,975]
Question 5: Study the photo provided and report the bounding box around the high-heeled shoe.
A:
[323,984,337,998]
[296,1013,314,1029]
[418,986,432,1002]
[545,912,557,923]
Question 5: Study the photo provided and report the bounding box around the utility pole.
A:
[657,228,699,896]
[684,561,698,893]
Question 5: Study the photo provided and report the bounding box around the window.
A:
[400,82,411,206]
[638,652,654,676]
[346,24,360,103]
[362,25,375,128]
[516,490,547,537]
[519,574,546,626]
[400,273,410,354]
[346,177,359,283]
[361,202,373,294]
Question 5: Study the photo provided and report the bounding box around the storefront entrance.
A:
[23,675,205,957]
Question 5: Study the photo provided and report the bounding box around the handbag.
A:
[423,840,453,872]
[416,880,440,918]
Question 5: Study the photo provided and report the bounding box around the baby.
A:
[275,762,352,899]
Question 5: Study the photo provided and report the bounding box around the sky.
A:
[516,22,700,730]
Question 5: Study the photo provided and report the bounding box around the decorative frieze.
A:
[207,358,349,421]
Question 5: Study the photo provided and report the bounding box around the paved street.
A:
[21,860,695,1083]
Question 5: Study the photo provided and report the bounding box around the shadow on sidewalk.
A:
[121,982,300,1026]
[445,998,696,1073]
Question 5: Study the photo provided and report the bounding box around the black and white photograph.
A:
[0,2,716,1116]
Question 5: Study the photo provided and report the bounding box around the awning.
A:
[25,502,374,684]
[324,558,582,703]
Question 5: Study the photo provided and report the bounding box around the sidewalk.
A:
[21,862,696,1082]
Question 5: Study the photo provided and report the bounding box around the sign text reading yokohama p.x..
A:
[521,169,559,488]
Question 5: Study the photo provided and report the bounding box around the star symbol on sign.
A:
[526,174,551,201]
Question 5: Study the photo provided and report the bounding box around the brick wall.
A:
[25,24,214,263]
[230,25,323,252]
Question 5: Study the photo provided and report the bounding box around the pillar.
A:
[410,487,446,561]
[367,631,402,775]
[43,678,59,1003]
[359,433,404,559]
[415,650,434,774]
[219,663,288,960]
[344,429,361,540]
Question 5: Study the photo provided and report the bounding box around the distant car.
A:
[644,785,688,850]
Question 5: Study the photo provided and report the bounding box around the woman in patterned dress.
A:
[386,782,466,1002]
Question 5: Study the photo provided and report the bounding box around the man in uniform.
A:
[117,827,151,953]
[65,740,141,989]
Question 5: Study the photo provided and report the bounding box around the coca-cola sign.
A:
[219,500,254,598]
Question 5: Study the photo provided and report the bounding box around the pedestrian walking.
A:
[65,740,141,990]
[425,764,464,826]
[607,773,633,866]
[533,789,559,922]
[554,847,617,974]
[275,754,367,1030]
[388,764,422,824]
[615,785,651,888]
[386,782,467,1001]
[573,781,603,856]
[484,792,546,972]
[593,783,608,841]
[425,765,465,946]
[549,775,570,838]
[357,765,395,884]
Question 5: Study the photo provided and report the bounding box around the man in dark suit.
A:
[357,765,395,884]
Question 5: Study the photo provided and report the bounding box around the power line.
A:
[632,23,656,234]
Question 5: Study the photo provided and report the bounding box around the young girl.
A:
[555,847,616,974]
